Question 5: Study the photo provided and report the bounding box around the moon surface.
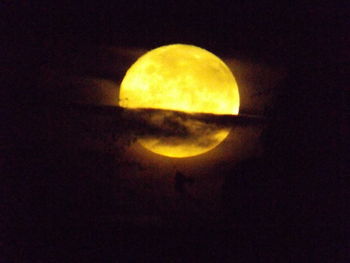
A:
[119,44,239,158]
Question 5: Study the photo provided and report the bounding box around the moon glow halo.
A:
[119,44,240,158]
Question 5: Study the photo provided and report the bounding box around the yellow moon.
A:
[119,44,239,158]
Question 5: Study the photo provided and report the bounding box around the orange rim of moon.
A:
[119,44,240,158]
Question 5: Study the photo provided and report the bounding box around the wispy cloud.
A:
[53,103,265,148]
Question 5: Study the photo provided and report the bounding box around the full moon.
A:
[119,44,240,158]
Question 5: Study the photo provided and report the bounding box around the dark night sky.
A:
[1,1,348,262]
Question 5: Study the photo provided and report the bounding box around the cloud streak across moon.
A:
[48,103,265,150]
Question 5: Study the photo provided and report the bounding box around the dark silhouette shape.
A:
[174,171,194,194]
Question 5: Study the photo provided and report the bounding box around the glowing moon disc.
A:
[119,44,239,158]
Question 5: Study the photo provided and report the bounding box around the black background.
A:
[1,1,348,262]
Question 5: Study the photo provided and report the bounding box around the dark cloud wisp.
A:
[49,103,265,149]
